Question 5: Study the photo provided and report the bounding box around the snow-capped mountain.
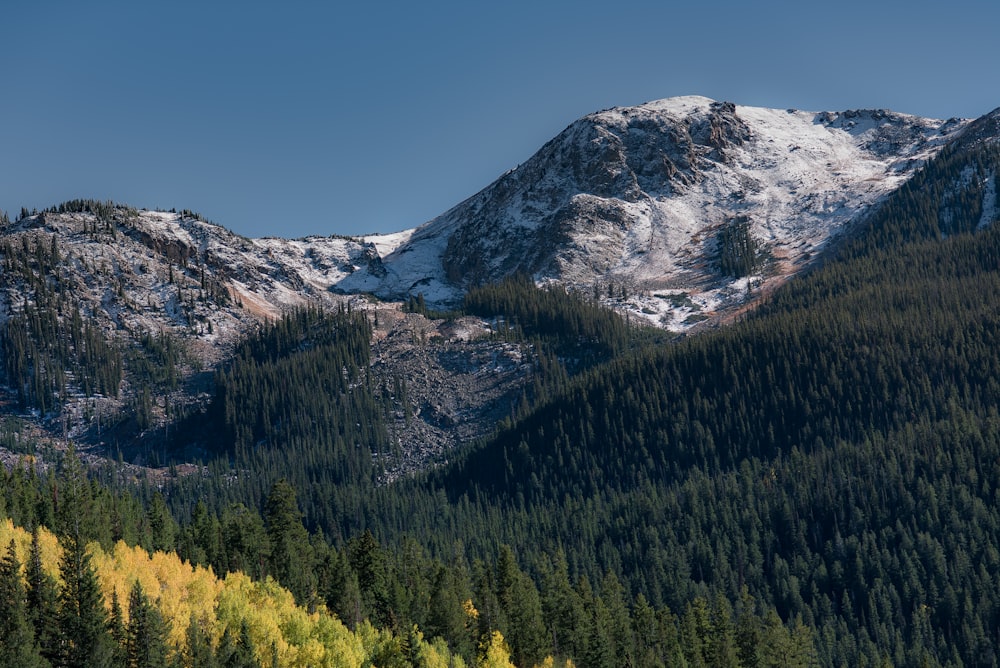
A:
[10,97,966,338]
[336,96,969,328]
[0,208,375,347]
[0,206,531,471]
[1,95,995,471]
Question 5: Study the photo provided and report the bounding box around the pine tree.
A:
[264,479,314,604]
[183,613,217,668]
[223,620,260,668]
[108,589,127,668]
[706,591,739,667]
[147,492,176,553]
[347,529,390,626]
[631,593,659,668]
[0,539,47,667]
[538,550,586,661]
[26,527,61,664]
[58,533,114,668]
[425,563,473,657]
[736,589,762,668]
[679,597,710,668]
[126,580,170,668]
[56,444,95,544]
[215,626,236,667]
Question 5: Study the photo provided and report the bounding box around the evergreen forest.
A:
[1,134,1000,666]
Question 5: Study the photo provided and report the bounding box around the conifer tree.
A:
[426,563,474,657]
[679,597,710,668]
[348,529,390,627]
[126,580,170,668]
[0,539,47,667]
[538,550,586,661]
[735,589,762,668]
[224,620,260,668]
[706,592,739,668]
[108,589,127,668]
[215,626,237,667]
[56,444,95,543]
[26,527,61,664]
[58,532,114,668]
[264,479,314,604]
[182,613,217,668]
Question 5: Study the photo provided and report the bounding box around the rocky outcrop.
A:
[421,97,960,317]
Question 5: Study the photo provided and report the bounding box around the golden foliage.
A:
[463,597,479,619]
[0,520,451,667]
[533,657,576,668]
[0,518,60,579]
[477,630,515,668]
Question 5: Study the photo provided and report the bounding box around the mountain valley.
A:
[3,96,1000,666]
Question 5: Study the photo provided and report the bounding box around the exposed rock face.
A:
[368,96,962,330]
[943,106,1000,152]
[2,96,995,476]
[367,311,532,482]
[437,98,749,288]
[0,207,534,477]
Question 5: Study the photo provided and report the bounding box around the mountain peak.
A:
[342,98,966,329]
[8,98,986,336]
[593,94,719,119]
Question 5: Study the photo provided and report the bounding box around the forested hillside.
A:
[427,140,1000,666]
[0,448,811,667]
[150,134,1000,666]
[3,121,1000,666]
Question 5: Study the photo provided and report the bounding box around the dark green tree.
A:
[26,527,61,664]
[221,620,260,668]
[108,589,127,667]
[58,533,114,668]
[182,613,217,668]
[347,530,390,627]
[264,479,314,604]
[147,492,177,554]
[736,589,762,668]
[0,539,47,667]
[56,444,95,544]
[425,563,473,657]
[125,580,170,668]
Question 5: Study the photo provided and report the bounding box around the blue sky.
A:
[3,0,999,238]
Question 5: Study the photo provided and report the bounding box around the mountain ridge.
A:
[5,95,1000,668]
[336,96,971,328]
[0,95,995,470]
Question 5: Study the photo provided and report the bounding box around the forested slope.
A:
[2,124,1000,667]
[424,139,1000,666]
[88,135,1000,665]
[0,448,810,667]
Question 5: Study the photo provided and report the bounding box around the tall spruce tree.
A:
[125,580,170,668]
[108,589,128,668]
[0,539,47,667]
[263,479,314,604]
[26,527,61,665]
[57,533,114,668]
[182,613,217,668]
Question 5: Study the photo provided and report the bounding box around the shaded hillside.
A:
[415,135,1000,666]
[356,97,963,328]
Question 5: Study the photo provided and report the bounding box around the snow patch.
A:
[978,172,997,230]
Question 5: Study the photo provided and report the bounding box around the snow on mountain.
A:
[0,96,994,470]
[19,97,963,338]
[0,97,974,348]
[336,96,969,329]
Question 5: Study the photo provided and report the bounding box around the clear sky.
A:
[3,0,999,239]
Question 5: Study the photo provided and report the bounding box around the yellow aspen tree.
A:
[477,630,515,668]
